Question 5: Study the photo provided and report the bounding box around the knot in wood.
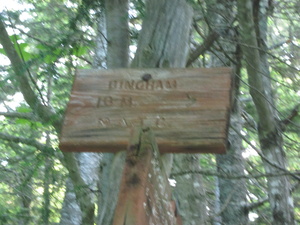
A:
[126,173,140,186]
[141,73,152,81]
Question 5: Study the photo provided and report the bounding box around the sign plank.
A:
[59,68,232,153]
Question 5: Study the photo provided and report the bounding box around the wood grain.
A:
[112,128,180,225]
[59,68,232,153]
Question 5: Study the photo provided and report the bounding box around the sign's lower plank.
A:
[60,137,226,153]
[62,114,228,135]
[60,119,228,153]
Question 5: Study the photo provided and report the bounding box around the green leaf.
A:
[0,48,5,55]
[15,118,31,125]
[9,34,21,42]
[16,106,32,113]
[72,46,88,57]
[43,48,64,63]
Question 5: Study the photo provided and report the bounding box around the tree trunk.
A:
[216,103,249,225]
[237,1,295,224]
[105,0,129,69]
[204,1,249,224]
[59,158,103,225]
[172,155,208,225]
[215,58,248,225]
[17,175,32,225]
[97,153,126,225]
[59,179,82,225]
[93,8,107,69]
[132,1,209,224]
[132,0,192,68]
[97,1,129,224]
[60,152,101,225]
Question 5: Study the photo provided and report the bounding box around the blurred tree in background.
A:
[0,0,299,224]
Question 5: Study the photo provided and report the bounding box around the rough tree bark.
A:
[105,0,129,69]
[97,0,129,224]
[237,0,295,224]
[171,156,208,225]
[59,152,101,225]
[132,1,209,224]
[59,179,82,225]
[97,153,126,225]
[204,1,249,224]
[60,152,97,225]
[216,102,249,225]
[93,7,107,69]
[132,0,192,68]
[215,57,248,225]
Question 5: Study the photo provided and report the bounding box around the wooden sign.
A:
[59,68,232,153]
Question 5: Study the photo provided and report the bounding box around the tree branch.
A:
[237,2,275,133]
[0,111,38,120]
[231,126,300,181]
[269,39,292,50]
[281,103,300,128]
[186,30,220,66]
[237,73,300,128]
[0,18,91,224]
[246,181,300,211]
[246,197,268,211]
[0,132,55,154]
[225,38,300,72]
[6,15,47,106]
[0,18,60,130]
[171,168,300,180]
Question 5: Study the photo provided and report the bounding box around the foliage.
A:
[0,0,299,224]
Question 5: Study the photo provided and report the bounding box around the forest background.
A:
[0,0,299,224]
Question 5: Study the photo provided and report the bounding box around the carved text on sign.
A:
[96,96,133,107]
[109,79,177,90]
[98,116,167,128]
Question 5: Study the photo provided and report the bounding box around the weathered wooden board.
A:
[59,67,232,153]
[112,128,181,225]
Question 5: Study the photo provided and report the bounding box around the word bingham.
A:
[108,79,177,90]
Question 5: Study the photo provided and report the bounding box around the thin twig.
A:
[0,111,38,120]
[0,132,55,155]
[231,126,300,181]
